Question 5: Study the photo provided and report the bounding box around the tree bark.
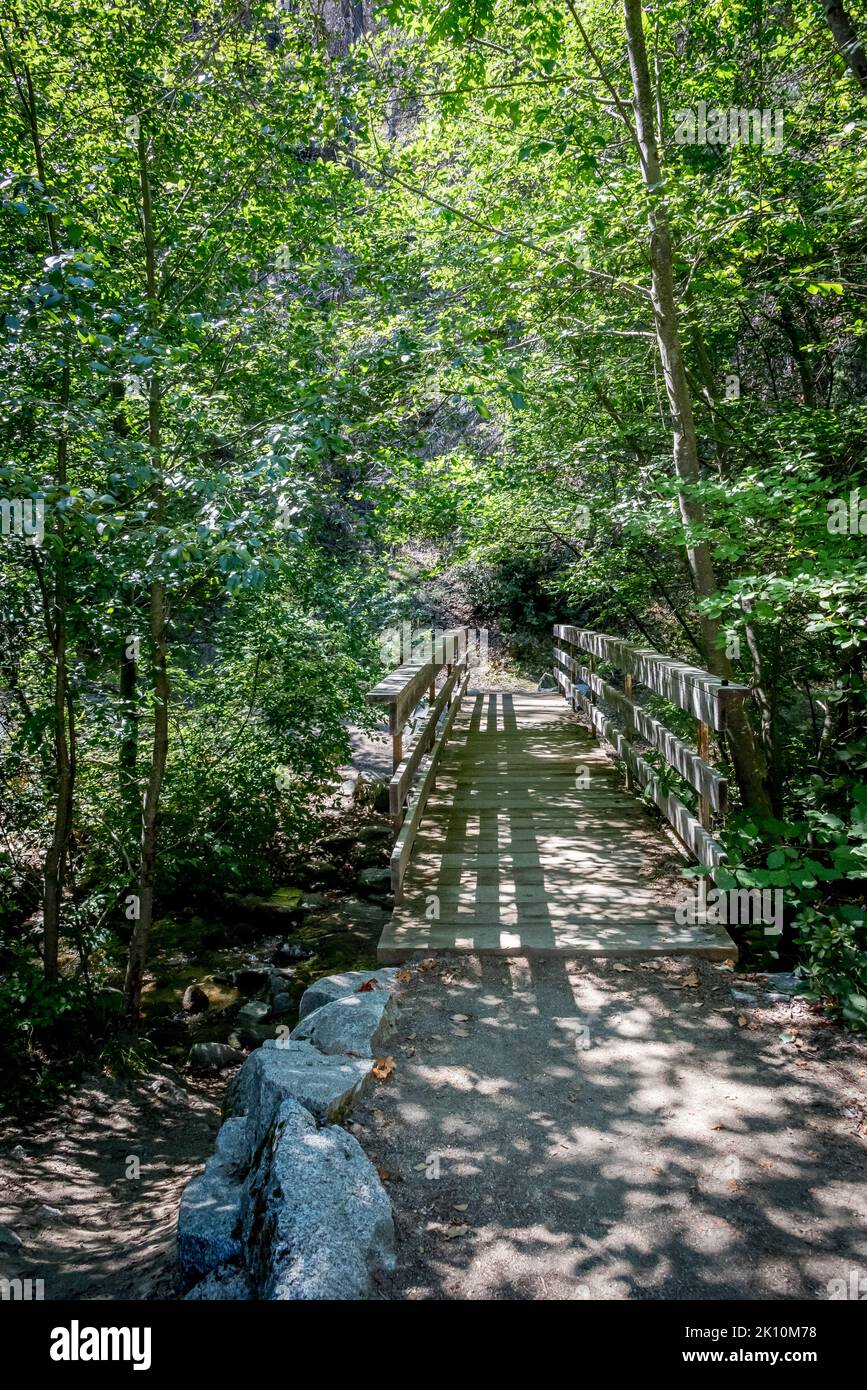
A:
[124,124,170,1025]
[621,0,772,814]
[119,631,140,890]
[822,0,867,90]
[2,39,77,978]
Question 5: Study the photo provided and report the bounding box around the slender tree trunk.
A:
[621,0,772,814]
[119,631,140,899]
[124,571,168,1022]
[3,39,78,978]
[41,464,74,982]
[124,125,169,1025]
[778,301,818,407]
[822,0,867,90]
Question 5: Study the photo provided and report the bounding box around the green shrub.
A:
[795,905,867,1030]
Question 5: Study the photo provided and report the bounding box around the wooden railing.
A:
[367,627,475,897]
[553,625,751,871]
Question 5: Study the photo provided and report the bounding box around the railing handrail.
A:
[553,624,744,872]
[553,625,749,732]
[366,628,476,898]
[367,626,471,731]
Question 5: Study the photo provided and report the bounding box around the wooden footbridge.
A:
[367,627,747,963]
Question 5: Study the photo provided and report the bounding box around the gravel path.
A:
[356,953,867,1300]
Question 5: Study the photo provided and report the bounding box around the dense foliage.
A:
[1,0,866,1104]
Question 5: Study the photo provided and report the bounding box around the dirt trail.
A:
[0,1070,221,1300]
[357,954,867,1300]
[2,955,865,1302]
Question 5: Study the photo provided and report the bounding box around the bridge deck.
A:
[377,691,737,962]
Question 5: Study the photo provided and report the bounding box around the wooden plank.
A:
[367,627,471,732]
[401,858,655,881]
[367,659,436,733]
[400,896,669,922]
[696,719,713,829]
[378,919,736,962]
[411,824,660,846]
[404,870,661,891]
[424,791,654,808]
[409,844,661,866]
[415,813,651,827]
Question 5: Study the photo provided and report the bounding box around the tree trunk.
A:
[3,43,78,978]
[124,125,170,1025]
[119,631,140,894]
[778,301,818,407]
[621,0,772,814]
[41,494,74,983]
[124,573,168,1022]
[822,0,867,90]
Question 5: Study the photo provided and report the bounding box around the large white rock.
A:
[185,1266,254,1300]
[177,1117,247,1284]
[226,1039,374,1140]
[244,1099,395,1300]
[290,988,397,1058]
[298,967,400,1020]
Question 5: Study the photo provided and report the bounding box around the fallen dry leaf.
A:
[451,1013,469,1022]
[396,969,412,984]
[357,979,378,993]
[683,972,701,988]
[737,1014,748,1027]
[613,963,631,973]
[376,1165,397,1183]
[372,1056,395,1080]
[453,1027,470,1037]
[453,1203,468,1212]
[419,958,437,972]
[443,1224,469,1240]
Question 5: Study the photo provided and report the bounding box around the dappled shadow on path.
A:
[0,1073,222,1300]
[358,954,867,1300]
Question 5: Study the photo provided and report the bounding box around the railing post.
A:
[623,670,635,789]
[696,719,712,830]
[624,671,634,721]
[392,732,403,776]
